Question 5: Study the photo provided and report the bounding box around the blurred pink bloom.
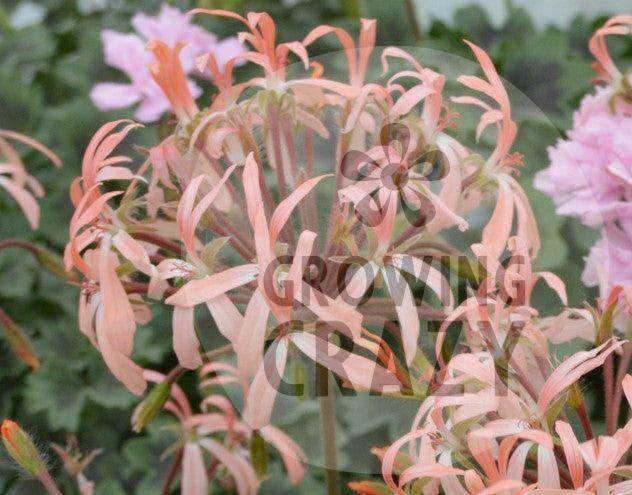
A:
[582,225,632,289]
[535,16,632,292]
[534,86,632,229]
[90,4,244,122]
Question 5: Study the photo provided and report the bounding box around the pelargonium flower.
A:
[535,15,632,290]
[0,130,60,371]
[90,4,244,122]
[66,9,565,492]
[0,129,61,229]
[534,85,632,229]
[582,224,632,289]
[370,233,632,494]
[136,368,306,494]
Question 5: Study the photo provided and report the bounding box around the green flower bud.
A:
[250,431,268,479]
[132,380,172,433]
[2,321,39,370]
[35,248,77,281]
[1,420,46,476]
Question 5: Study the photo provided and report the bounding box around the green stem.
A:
[405,0,423,41]
[37,469,62,495]
[317,364,341,495]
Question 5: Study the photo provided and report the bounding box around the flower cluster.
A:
[90,4,244,122]
[56,8,632,495]
[369,245,632,494]
[535,15,632,290]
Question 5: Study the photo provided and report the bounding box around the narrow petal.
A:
[199,438,257,495]
[268,174,331,244]
[236,289,269,379]
[532,271,567,305]
[0,176,39,229]
[555,421,584,488]
[538,340,623,413]
[482,179,513,258]
[165,264,258,307]
[390,84,435,118]
[99,242,136,355]
[537,446,561,489]
[245,337,289,430]
[182,443,208,495]
[289,332,400,393]
[172,306,202,369]
[95,307,146,395]
[259,426,307,485]
[382,265,419,366]
[205,293,244,341]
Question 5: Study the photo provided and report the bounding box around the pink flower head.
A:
[535,86,632,229]
[582,224,632,290]
[90,4,244,122]
[70,12,632,492]
[535,16,632,290]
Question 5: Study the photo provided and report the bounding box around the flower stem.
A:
[611,343,632,434]
[604,353,615,435]
[575,398,595,441]
[0,238,40,255]
[316,364,341,495]
[37,469,62,495]
[161,449,183,495]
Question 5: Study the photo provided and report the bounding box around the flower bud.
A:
[131,380,171,432]
[440,255,486,284]
[35,247,78,281]
[2,320,39,370]
[567,382,584,410]
[1,420,46,476]
[290,358,308,400]
[250,431,268,479]
[348,480,392,495]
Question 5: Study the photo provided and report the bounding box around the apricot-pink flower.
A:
[140,368,306,494]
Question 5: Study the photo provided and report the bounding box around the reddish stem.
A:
[611,343,632,435]
[132,232,182,254]
[161,449,183,495]
[0,238,40,255]
[575,399,595,441]
[604,353,615,435]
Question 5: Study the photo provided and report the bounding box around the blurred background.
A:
[0,0,631,493]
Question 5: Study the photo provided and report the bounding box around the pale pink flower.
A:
[139,368,306,494]
[90,4,244,122]
[70,13,627,492]
[0,129,61,228]
[535,15,632,292]
[582,225,632,290]
[534,86,632,229]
